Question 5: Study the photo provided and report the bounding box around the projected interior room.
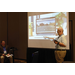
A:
[28,12,67,39]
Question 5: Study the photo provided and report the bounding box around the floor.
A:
[14,59,27,63]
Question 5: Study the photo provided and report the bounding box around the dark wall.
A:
[69,12,75,61]
[0,12,7,44]
[8,12,27,59]
[0,12,27,60]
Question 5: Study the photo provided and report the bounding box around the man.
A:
[0,41,13,63]
[54,28,67,63]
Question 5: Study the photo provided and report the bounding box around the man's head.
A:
[57,28,63,36]
[1,41,6,47]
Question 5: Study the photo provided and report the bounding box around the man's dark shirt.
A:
[0,45,10,56]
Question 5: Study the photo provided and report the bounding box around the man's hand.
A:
[54,40,58,44]
[45,36,54,39]
[49,38,54,40]
[44,36,48,38]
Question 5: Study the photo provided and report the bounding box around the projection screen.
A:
[28,12,69,49]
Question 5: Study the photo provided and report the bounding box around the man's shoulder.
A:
[61,35,65,38]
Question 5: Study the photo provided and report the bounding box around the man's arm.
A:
[54,41,66,47]
[54,35,67,47]
[54,36,67,47]
[59,42,66,47]
[45,36,67,47]
[44,36,54,39]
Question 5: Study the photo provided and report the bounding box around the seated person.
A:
[0,40,13,63]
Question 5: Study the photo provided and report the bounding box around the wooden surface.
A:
[14,59,27,63]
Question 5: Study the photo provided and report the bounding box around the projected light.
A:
[28,12,69,49]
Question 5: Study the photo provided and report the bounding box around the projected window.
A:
[36,18,56,34]
[28,12,67,39]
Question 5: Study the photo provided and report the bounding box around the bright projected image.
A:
[28,12,69,49]
[29,12,67,39]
